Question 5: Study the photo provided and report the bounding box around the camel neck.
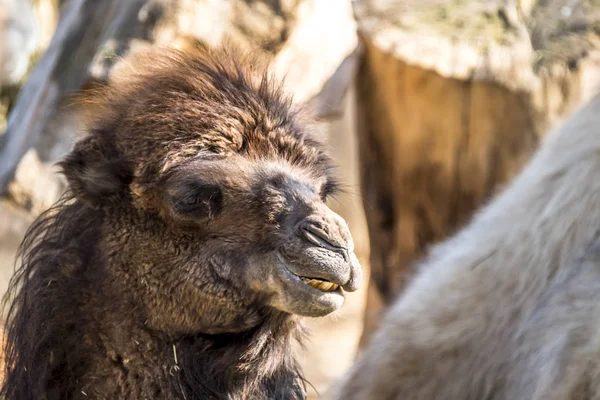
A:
[72,299,307,399]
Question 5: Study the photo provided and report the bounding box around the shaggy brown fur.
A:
[334,92,600,399]
[1,44,362,400]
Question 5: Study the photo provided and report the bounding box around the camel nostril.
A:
[292,216,362,292]
[298,221,348,251]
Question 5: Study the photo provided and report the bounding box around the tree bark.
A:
[355,0,600,347]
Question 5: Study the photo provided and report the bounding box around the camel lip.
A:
[284,266,344,296]
[277,246,349,288]
[276,252,346,298]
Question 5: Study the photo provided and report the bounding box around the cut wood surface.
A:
[354,0,600,346]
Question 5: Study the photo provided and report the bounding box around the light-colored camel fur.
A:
[334,92,600,400]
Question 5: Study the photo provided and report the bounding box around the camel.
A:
[1,44,362,400]
[334,91,600,400]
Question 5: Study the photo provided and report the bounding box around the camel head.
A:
[60,45,363,335]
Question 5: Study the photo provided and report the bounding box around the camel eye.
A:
[170,182,223,220]
[180,196,201,206]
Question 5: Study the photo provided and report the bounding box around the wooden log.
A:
[354,0,600,347]
[0,0,149,194]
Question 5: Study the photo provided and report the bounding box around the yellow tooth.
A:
[328,283,339,292]
[307,280,320,289]
[302,278,339,292]
[319,282,338,292]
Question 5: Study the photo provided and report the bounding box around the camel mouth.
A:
[276,252,345,294]
[275,251,345,297]
[265,252,346,316]
[298,276,340,292]
[280,260,344,297]
[284,267,345,305]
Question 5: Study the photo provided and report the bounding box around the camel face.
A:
[158,149,362,318]
[243,159,362,317]
[59,45,363,334]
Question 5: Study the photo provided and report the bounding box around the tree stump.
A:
[354,0,600,347]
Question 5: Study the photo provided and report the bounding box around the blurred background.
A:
[2,0,600,398]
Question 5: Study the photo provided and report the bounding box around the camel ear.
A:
[59,135,132,206]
